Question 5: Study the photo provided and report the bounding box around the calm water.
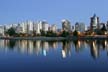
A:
[0,39,108,72]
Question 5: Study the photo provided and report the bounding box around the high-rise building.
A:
[12,24,17,29]
[62,19,71,32]
[75,22,80,31]
[80,23,85,32]
[33,22,37,32]
[99,23,105,29]
[5,24,12,30]
[35,21,42,34]
[41,21,49,32]
[106,21,108,31]
[33,21,49,35]
[0,25,5,36]
[20,22,28,33]
[71,25,75,32]
[19,21,33,34]
[27,21,33,34]
[87,26,90,31]
[51,24,57,33]
[75,22,85,32]
[90,14,99,31]
[16,24,22,34]
[85,25,88,31]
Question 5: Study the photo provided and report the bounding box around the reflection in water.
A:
[62,40,71,58]
[0,39,108,59]
[41,41,49,56]
[90,40,99,59]
[73,40,85,53]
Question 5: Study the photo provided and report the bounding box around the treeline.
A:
[5,27,73,37]
[5,24,107,37]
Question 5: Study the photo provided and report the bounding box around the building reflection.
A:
[73,40,86,53]
[89,40,108,59]
[0,39,108,59]
[48,41,58,49]
[34,40,41,55]
[105,40,108,56]
[90,40,99,59]
[41,41,49,56]
[0,40,58,56]
[62,40,71,58]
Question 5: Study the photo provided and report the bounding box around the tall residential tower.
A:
[90,14,99,31]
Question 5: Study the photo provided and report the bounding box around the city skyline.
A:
[0,0,108,28]
[0,14,108,27]
[0,14,108,37]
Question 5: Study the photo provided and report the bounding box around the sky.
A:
[0,0,107,28]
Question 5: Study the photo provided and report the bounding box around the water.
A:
[0,39,108,72]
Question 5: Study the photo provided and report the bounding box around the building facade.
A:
[90,14,99,31]
[51,24,57,33]
[62,19,71,32]
[41,21,49,32]
[0,25,5,36]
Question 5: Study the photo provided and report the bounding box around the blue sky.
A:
[0,0,107,28]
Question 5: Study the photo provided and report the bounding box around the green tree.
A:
[6,27,16,36]
[73,30,78,36]
[99,24,107,35]
[40,30,46,36]
[8,40,16,49]
[46,31,57,37]
[61,30,69,37]
[101,24,107,31]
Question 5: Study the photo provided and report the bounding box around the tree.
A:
[96,29,102,35]
[73,30,78,36]
[101,24,107,31]
[8,40,16,49]
[46,31,57,37]
[61,30,70,37]
[40,30,46,36]
[100,24,107,35]
[6,27,16,36]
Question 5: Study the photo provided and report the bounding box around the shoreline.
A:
[0,37,66,41]
[0,36,108,41]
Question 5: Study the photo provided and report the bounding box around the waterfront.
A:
[0,39,108,72]
[1,36,108,41]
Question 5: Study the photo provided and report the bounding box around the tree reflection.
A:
[62,40,71,58]
[0,39,108,59]
[73,40,78,48]
[73,40,83,52]
[8,40,16,49]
